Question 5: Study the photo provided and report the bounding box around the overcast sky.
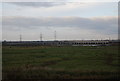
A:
[1,2,118,41]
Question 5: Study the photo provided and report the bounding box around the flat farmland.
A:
[2,46,120,80]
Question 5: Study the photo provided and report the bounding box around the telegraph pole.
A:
[40,33,42,41]
[54,31,56,41]
[20,34,22,42]
[109,37,110,41]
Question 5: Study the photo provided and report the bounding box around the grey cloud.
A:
[2,16,118,34]
[7,2,66,8]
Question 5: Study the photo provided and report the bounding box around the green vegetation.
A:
[2,46,120,80]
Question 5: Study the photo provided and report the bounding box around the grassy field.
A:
[2,46,120,80]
